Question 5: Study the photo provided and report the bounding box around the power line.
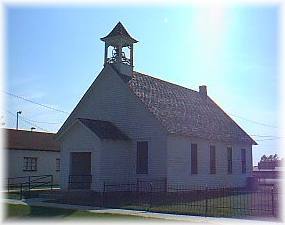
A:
[22,117,63,125]
[4,109,282,141]
[255,137,283,142]
[2,90,279,129]
[250,134,284,138]
[2,91,69,114]
[229,113,278,129]
[6,110,50,132]
[19,116,50,132]
[3,110,62,125]
[249,134,285,141]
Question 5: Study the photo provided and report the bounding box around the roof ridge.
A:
[133,71,199,94]
[3,128,56,135]
[77,118,111,123]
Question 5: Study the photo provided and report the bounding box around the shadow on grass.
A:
[6,204,75,219]
[28,206,76,218]
[5,204,164,221]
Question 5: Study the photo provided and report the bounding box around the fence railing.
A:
[68,174,92,190]
[103,178,167,192]
[6,175,54,199]
[100,181,279,218]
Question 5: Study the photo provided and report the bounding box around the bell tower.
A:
[101,22,138,76]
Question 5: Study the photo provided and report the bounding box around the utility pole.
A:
[16,111,22,130]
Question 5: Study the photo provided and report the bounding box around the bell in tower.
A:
[101,22,138,77]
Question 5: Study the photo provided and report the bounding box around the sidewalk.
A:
[4,198,281,224]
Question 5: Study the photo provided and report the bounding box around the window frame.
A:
[23,157,37,172]
[210,145,216,174]
[241,149,246,174]
[136,141,148,175]
[56,158,60,171]
[227,147,233,174]
[191,143,198,175]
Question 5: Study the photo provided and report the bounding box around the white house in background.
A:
[56,22,257,192]
[5,128,60,185]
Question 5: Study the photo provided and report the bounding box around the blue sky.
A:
[4,5,280,164]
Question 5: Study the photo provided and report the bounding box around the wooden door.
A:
[69,152,91,189]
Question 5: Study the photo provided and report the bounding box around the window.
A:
[241,149,246,173]
[210,145,216,174]
[56,158,60,171]
[227,147,233,174]
[191,144,198,174]
[23,157,37,171]
[136,141,148,174]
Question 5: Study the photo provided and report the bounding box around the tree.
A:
[259,154,281,169]
[261,155,267,161]
[273,154,279,161]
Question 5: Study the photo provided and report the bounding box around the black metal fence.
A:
[6,175,54,199]
[103,178,167,192]
[101,181,280,218]
[68,175,92,190]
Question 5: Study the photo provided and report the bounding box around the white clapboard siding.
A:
[166,135,253,189]
[7,149,60,185]
[59,122,101,190]
[59,65,168,191]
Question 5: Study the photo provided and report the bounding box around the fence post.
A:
[102,182,106,207]
[28,176,31,192]
[271,186,275,217]
[28,176,31,198]
[136,178,139,192]
[50,175,53,190]
[205,185,208,216]
[20,183,23,200]
[148,182,153,211]
[135,179,139,206]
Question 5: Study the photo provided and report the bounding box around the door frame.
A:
[69,151,92,190]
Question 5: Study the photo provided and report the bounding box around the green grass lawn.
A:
[5,204,164,221]
[6,193,21,200]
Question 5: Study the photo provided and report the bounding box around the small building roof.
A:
[4,128,60,152]
[100,22,138,44]
[253,165,284,172]
[78,118,129,140]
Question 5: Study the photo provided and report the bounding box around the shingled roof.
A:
[78,118,129,140]
[125,71,257,145]
[4,128,60,152]
[100,22,138,43]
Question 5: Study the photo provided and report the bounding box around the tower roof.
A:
[101,22,138,44]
